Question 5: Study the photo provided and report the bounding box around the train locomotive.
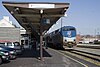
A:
[45,26,77,49]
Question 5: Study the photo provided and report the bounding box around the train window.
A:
[52,32,55,35]
[63,28,68,31]
[55,30,59,34]
[69,28,75,30]
[63,28,75,31]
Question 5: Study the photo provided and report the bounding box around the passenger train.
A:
[45,26,77,49]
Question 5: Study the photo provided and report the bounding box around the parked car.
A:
[6,42,22,54]
[0,50,9,65]
[13,42,22,54]
[0,45,16,59]
[93,40,100,44]
[0,42,22,54]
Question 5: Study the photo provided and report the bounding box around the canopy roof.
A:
[3,2,69,38]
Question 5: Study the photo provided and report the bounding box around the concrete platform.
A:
[0,48,83,67]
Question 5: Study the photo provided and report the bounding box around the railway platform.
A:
[0,47,84,67]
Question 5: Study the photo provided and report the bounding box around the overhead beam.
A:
[22,23,40,25]
[14,14,64,18]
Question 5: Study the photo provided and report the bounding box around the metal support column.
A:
[61,17,63,33]
[40,9,43,61]
[40,33,43,61]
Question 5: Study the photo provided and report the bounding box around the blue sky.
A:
[0,0,100,35]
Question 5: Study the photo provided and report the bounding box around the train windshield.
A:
[62,28,76,37]
[63,28,75,31]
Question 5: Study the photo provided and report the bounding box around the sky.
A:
[0,0,100,35]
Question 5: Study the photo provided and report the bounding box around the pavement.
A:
[0,47,83,67]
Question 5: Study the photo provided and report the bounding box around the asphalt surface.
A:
[0,48,84,67]
[0,47,99,67]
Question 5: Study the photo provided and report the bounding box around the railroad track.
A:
[77,44,100,49]
[59,49,100,66]
[72,49,100,61]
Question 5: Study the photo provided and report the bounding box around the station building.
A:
[0,16,30,47]
[0,16,20,42]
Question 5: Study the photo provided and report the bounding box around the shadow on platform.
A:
[17,48,52,59]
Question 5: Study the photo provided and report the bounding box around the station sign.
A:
[42,18,50,24]
[29,4,55,8]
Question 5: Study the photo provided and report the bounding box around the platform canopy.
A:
[3,2,69,38]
